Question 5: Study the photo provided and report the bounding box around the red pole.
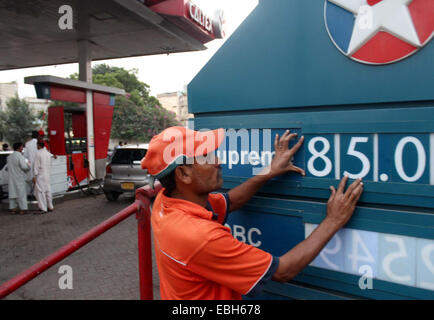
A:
[0,202,138,299]
[135,182,161,300]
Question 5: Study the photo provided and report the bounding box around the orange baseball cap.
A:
[141,126,225,179]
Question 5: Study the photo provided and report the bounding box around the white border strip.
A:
[430,133,434,185]
[334,134,341,179]
[373,133,379,182]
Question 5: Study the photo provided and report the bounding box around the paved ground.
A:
[0,191,160,300]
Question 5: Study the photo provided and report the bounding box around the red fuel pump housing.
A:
[25,76,122,186]
[48,106,89,189]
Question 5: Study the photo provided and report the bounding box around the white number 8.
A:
[307,137,332,177]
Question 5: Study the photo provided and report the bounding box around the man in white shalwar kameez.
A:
[8,142,30,214]
[32,141,54,214]
[24,131,39,194]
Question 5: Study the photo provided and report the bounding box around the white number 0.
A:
[394,137,426,182]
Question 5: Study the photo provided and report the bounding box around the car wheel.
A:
[104,191,121,201]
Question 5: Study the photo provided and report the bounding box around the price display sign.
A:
[216,127,434,209]
[305,224,434,292]
[305,133,433,185]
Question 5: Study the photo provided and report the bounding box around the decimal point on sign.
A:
[380,173,389,182]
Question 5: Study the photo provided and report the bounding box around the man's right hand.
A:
[325,175,364,230]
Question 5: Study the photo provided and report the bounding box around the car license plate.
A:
[121,182,134,190]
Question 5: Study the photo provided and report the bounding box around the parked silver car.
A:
[103,144,151,201]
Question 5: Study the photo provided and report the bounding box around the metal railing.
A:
[0,183,162,300]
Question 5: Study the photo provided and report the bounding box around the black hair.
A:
[13,142,23,151]
[158,158,193,196]
[31,131,39,139]
[37,141,45,148]
[158,169,177,196]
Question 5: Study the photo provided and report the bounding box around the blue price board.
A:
[217,128,304,181]
[304,223,434,294]
[417,239,434,291]
[304,133,433,184]
[225,205,304,257]
[209,124,434,208]
[305,134,336,179]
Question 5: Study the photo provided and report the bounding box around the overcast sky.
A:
[0,0,258,98]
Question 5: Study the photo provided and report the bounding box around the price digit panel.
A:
[305,224,434,292]
[305,133,434,185]
[215,128,434,208]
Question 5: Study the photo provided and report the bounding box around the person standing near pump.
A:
[32,141,54,214]
[24,131,39,194]
[24,131,38,168]
[8,142,30,215]
[141,126,364,300]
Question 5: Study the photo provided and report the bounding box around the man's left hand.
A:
[268,130,305,178]
[228,130,305,212]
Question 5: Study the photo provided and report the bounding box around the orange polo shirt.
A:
[152,189,278,300]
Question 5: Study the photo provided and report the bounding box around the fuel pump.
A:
[25,75,124,189]
[48,106,89,190]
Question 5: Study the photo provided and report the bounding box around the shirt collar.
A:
[159,188,217,221]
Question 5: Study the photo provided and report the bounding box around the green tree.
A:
[71,64,180,142]
[0,95,38,144]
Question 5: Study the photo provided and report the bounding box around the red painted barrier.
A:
[135,181,162,300]
[0,183,162,300]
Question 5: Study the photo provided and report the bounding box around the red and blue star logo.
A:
[324,0,434,64]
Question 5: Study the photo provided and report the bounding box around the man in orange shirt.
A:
[141,127,363,300]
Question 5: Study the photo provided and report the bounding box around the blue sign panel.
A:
[225,207,304,257]
[417,239,434,291]
[305,135,336,179]
[379,134,431,184]
[304,133,433,185]
[378,234,417,287]
[311,227,346,272]
[188,0,434,301]
[217,128,304,182]
[303,223,434,297]
[343,229,379,277]
[194,109,434,209]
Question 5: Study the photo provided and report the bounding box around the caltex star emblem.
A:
[324,0,433,64]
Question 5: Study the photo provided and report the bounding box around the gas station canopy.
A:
[24,75,125,97]
[0,0,225,182]
[0,0,223,71]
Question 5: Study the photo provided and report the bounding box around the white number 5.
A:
[343,137,370,179]
[382,236,411,284]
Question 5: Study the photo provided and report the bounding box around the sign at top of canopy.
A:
[146,0,225,43]
[325,0,433,64]
[188,2,225,38]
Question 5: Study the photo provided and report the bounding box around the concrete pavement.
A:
[0,191,160,300]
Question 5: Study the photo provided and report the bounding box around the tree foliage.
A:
[71,64,180,142]
[0,95,38,144]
